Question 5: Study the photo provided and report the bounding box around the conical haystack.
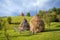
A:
[30,14,45,34]
[19,18,30,31]
[20,12,24,16]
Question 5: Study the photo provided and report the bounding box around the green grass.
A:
[2,16,31,30]
[0,22,60,40]
[0,16,60,40]
[11,16,31,23]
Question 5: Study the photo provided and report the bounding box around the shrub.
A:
[0,19,2,30]
[7,17,11,24]
[0,19,5,30]
[57,15,60,22]
[38,10,43,17]
[43,12,57,27]
[26,12,30,17]
[45,12,57,22]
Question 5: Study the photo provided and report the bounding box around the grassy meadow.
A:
[0,16,60,40]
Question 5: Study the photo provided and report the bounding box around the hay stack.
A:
[19,18,30,31]
[30,14,45,34]
[20,12,24,16]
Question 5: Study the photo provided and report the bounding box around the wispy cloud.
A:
[0,0,60,16]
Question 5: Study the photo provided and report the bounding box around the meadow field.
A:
[0,16,60,40]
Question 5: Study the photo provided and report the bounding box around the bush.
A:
[26,12,30,17]
[0,20,2,30]
[7,17,11,24]
[43,13,58,28]
[57,15,60,22]
[46,12,57,22]
[0,19,5,30]
[38,10,43,17]
[43,14,57,22]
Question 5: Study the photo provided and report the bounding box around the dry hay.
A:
[30,14,45,34]
[19,18,30,31]
[20,12,24,16]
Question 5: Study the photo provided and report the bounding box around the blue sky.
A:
[0,0,60,16]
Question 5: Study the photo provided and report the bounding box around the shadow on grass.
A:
[0,33,32,38]
[9,34,32,37]
[56,25,60,27]
[0,34,32,38]
[0,33,2,34]
[1,28,60,38]
[44,28,60,32]
[0,37,5,38]
[9,28,60,37]
[9,23,20,25]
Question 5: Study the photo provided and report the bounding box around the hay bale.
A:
[19,18,30,31]
[20,12,24,16]
[30,14,45,34]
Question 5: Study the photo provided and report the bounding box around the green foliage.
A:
[26,12,30,16]
[57,15,60,22]
[48,7,60,14]
[43,12,57,28]
[0,20,2,30]
[38,10,43,17]
[0,18,6,30]
[51,7,57,12]
[48,15,57,22]
[44,11,57,22]
[43,14,51,27]
[7,17,11,24]
[56,8,60,14]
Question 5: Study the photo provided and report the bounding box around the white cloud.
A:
[0,0,60,16]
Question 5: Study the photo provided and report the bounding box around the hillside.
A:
[0,16,60,40]
[0,22,60,40]
[1,16,32,30]
[11,16,32,23]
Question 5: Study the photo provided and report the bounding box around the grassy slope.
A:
[2,16,31,30]
[11,16,31,23]
[0,16,60,40]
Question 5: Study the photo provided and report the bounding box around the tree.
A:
[56,8,60,14]
[48,7,60,14]
[52,7,57,12]
[38,10,43,16]
[26,12,30,16]
[38,10,45,18]
[57,15,60,22]
[7,17,11,24]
